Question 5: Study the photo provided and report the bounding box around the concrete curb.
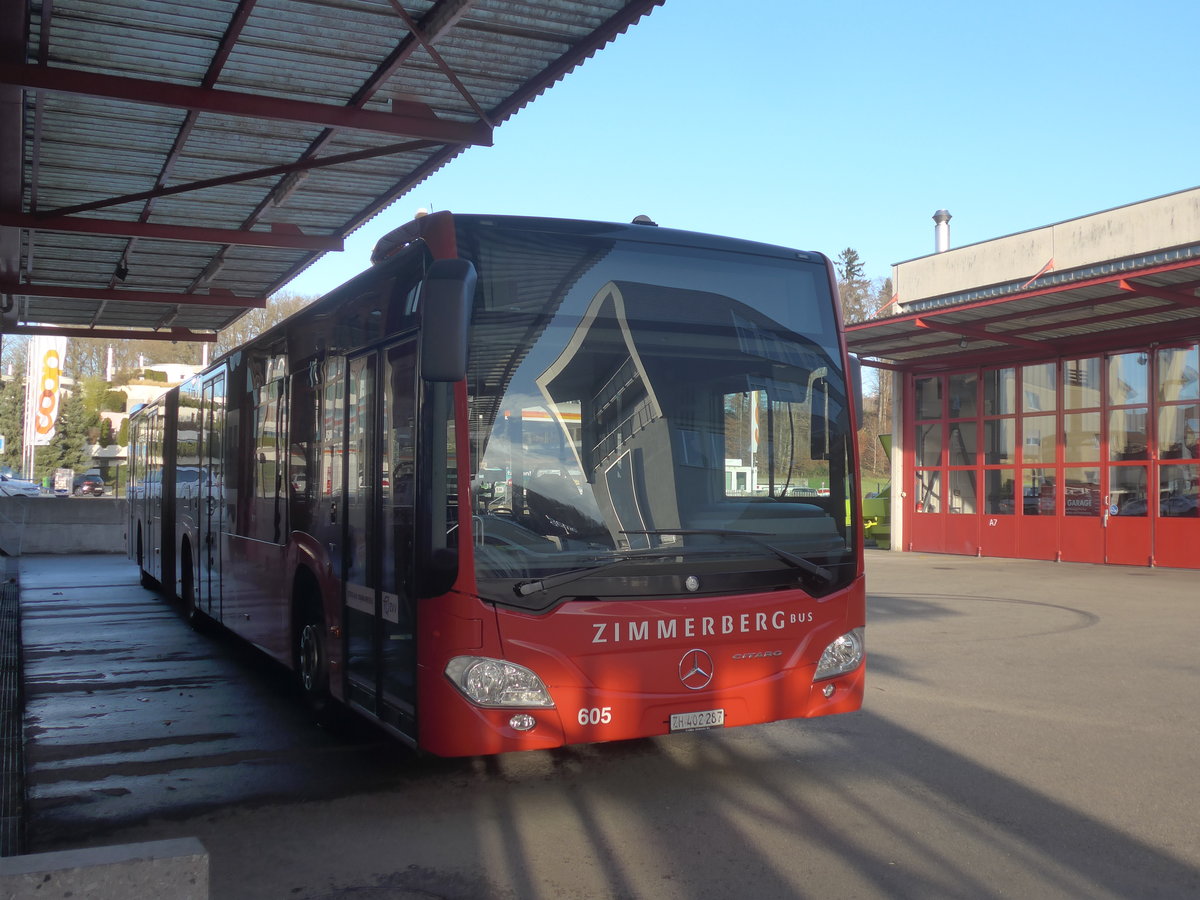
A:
[0,837,208,899]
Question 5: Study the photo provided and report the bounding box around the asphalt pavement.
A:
[9,550,1200,899]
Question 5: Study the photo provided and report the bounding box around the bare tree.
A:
[835,253,894,482]
[0,334,28,380]
[215,291,317,357]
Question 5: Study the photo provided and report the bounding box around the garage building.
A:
[846,187,1200,568]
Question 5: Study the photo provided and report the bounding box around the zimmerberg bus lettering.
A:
[590,610,813,644]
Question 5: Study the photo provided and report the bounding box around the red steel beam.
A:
[265,0,667,295]
[0,62,492,146]
[45,138,437,219]
[846,266,1200,358]
[848,260,1200,336]
[101,0,262,290]
[1,281,265,308]
[10,324,216,342]
[914,316,1046,350]
[197,0,482,294]
[1119,279,1200,308]
[0,212,343,251]
[386,0,491,126]
[862,315,1200,374]
[936,277,1200,350]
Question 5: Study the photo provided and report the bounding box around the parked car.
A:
[0,472,41,497]
[72,473,106,497]
[1160,493,1199,518]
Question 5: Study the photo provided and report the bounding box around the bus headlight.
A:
[445,656,555,708]
[813,628,864,681]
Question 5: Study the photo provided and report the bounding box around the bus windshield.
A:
[461,222,856,608]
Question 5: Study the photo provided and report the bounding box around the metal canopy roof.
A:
[0,0,664,343]
[845,245,1200,373]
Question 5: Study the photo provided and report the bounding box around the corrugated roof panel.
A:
[45,1,227,83]
[4,0,667,337]
[174,117,325,167]
[847,256,1200,370]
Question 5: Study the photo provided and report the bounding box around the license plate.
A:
[670,708,725,732]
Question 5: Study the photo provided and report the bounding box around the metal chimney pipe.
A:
[933,209,952,253]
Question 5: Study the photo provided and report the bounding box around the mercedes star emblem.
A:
[678,648,714,690]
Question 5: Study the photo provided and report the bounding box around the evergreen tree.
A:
[37,392,98,480]
[78,376,106,410]
[0,377,23,472]
[835,248,874,323]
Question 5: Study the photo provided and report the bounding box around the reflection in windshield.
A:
[463,229,855,606]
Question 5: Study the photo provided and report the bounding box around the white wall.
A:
[894,187,1200,307]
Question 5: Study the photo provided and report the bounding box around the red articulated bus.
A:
[128,212,866,757]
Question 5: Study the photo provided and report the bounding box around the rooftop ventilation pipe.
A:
[933,209,952,253]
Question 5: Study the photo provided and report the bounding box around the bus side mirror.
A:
[420,258,477,382]
[850,355,864,429]
[810,378,830,461]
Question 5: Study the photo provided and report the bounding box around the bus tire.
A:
[298,620,327,696]
[178,540,204,630]
[294,577,334,724]
[137,529,155,589]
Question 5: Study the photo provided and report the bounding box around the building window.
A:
[915,423,942,467]
[915,377,942,420]
[984,368,1016,415]
[1064,412,1101,463]
[1159,463,1198,517]
[1158,405,1199,459]
[1109,408,1149,460]
[983,419,1014,465]
[1022,468,1055,515]
[1156,345,1199,402]
[1108,352,1149,406]
[1109,465,1149,517]
[915,470,941,513]
[985,469,1015,515]
[1064,466,1101,516]
[1063,358,1101,410]
[1021,414,1056,464]
[948,422,976,466]
[948,372,977,419]
[949,469,976,514]
[1022,363,1056,412]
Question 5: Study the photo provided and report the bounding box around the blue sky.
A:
[287,0,1199,296]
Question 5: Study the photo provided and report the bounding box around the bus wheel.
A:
[297,611,338,727]
[299,621,327,695]
[137,530,154,589]
[179,543,203,630]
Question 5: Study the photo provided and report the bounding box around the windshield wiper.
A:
[620,529,834,586]
[513,554,673,598]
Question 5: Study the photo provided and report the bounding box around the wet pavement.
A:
[9,551,1200,899]
[17,554,409,848]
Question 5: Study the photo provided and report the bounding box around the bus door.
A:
[343,339,419,736]
[200,373,226,616]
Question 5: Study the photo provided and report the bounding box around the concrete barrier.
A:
[0,498,127,555]
[0,837,208,899]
